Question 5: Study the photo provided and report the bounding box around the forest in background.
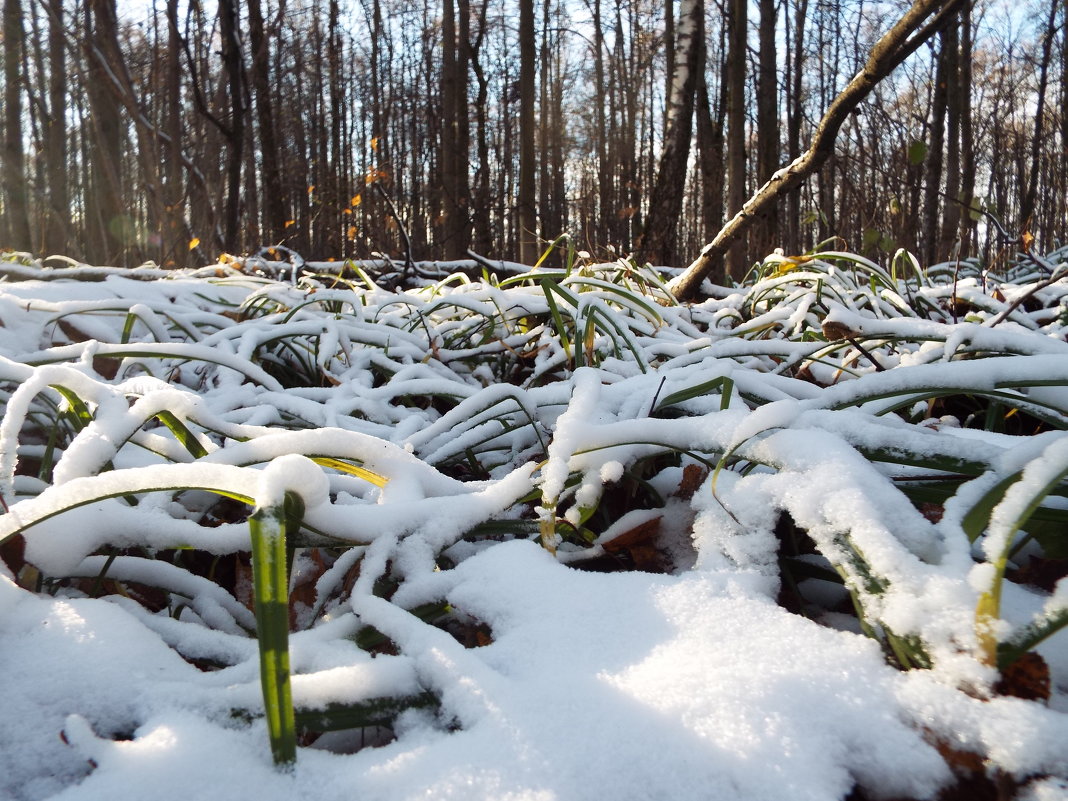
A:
[0,0,1064,280]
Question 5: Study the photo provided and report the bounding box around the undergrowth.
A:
[0,242,1066,793]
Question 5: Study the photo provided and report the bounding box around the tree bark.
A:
[784,0,808,255]
[641,0,703,266]
[752,0,779,261]
[669,0,967,300]
[923,31,947,265]
[248,0,287,245]
[42,0,68,255]
[957,0,974,251]
[724,0,748,277]
[440,0,472,258]
[1020,0,1059,229]
[518,0,538,264]
[940,20,961,260]
[696,67,725,254]
[218,0,245,252]
[3,0,32,251]
[84,0,126,264]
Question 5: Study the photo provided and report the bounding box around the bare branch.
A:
[668,0,967,301]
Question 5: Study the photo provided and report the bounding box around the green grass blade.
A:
[154,411,210,459]
[294,693,439,734]
[997,604,1068,669]
[249,490,303,767]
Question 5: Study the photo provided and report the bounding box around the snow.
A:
[1,254,1067,800]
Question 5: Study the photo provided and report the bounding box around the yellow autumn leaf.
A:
[351,194,362,207]
[370,136,379,152]
[188,237,200,250]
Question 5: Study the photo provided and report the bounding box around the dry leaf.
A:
[995,652,1051,702]
[821,320,860,341]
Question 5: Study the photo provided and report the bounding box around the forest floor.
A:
[0,249,1066,801]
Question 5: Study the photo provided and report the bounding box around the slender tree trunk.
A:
[440,0,472,258]
[696,67,725,274]
[753,0,779,260]
[725,0,748,277]
[1021,0,1059,229]
[248,0,287,244]
[42,0,68,255]
[923,29,948,265]
[940,19,961,259]
[84,0,125,264]
[641,0,703,266]
[958,1,975,253]
[160,0,186,263]
[785,0,808,254]
[218,0,245,252]
[468,0,492,255]
[3,0,32,251]
[590,0,613,252]
[664,0,675,138]
[538,0,551,247]
[1060,0,1068,237]
[518,0,538,264]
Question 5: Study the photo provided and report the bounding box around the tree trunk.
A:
[940,19,961,260]
[440,0,472,258]
[696,67,725,277]
[641,0,703,266]
[3,0,32,251]
[469,0,493,255]
[43,0,68,256]
[958,1,975,253]
[785,0,808,255]
[725,0,748,278]
[1020,0,1059,229]
[160,0,186,263]
[218,0,245,252]
[663,0,675,138]
[248,0,287,245]
[752,0,779,261]
[518,0,538,264]
[84,0,125,264]
[923,31,947,265]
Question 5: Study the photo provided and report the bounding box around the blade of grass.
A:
[249,490,303,767]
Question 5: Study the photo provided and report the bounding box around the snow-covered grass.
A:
[1,246,1067,800]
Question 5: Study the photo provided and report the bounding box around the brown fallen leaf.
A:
[995,652,1051,703]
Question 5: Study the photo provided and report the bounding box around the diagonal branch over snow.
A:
[669,0,967,300]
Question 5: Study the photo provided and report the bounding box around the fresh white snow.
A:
[0,253,1066,800]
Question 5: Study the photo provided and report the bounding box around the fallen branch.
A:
[668,0,966,301]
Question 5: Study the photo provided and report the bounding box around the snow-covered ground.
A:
[0,253,1066,800]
